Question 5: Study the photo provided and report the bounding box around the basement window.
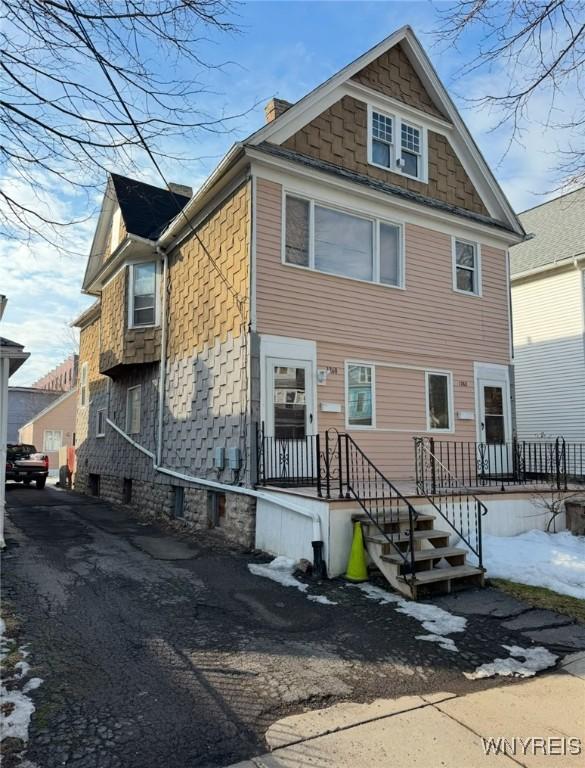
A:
[173,486,185,518]
[208,491,226,528]
[123,478,132,504]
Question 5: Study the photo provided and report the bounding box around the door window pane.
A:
[427,373,451,431]
[379,223,400,286]
[347,364,373,426]
[285,196,309,266]
[315,206,373,281]
[274,367,306,439]
[484,386,505,443]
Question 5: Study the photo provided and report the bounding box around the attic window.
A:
[368,106,427,182]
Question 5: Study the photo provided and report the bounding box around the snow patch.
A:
[308,595,338,606]
[416,634,459,652]
[0,622,42,745]
[350,582,465,652]
[248,556,308,592]
[465,645,558,679]
[484,530,585,599]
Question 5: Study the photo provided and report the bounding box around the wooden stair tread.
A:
[381,546,467,564]
[399,565,484,585]
[353,513,435,524]
[365,529,450,545]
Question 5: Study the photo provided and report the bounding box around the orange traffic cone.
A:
[344,521,368,582]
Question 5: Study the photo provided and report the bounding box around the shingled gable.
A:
[245,26,523,236]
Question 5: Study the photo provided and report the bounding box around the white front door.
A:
[477,376,512,477]
[264,357,316,481]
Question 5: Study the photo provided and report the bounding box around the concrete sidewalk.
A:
[229,653,585,768]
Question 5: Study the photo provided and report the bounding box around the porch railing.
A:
[413,437,572,493]
[414,438,487,567]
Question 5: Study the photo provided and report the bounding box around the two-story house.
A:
[74,27,530,598]
[510,187,585,468]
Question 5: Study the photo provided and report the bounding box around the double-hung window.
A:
[284,195,403,288]
[126,385,141,435]
[96,409,106,437]
[43,430,62,452]
[369,107,426,182]
[129,262,158,327]
[80,362,89,407]
[426,372,452,432]
[346,363,375,428]
[453,238,480,295]
[400,122,421,178]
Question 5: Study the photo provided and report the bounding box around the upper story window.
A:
[43,430,62,452]
[284,194,403,288]
[79,362,89,407]
[368,107,427,182]
[129,262,158,327]
[126,385,141,435]
[453,238,481,295]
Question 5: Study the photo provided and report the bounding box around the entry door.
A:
[477,380,511,477]
[264,358,315,481]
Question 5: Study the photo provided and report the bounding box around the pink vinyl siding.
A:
[255,177,510,479]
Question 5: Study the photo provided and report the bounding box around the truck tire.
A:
[36,477,46,490]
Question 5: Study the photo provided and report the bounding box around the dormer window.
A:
[368,106,427,182]
[129,262,159,327]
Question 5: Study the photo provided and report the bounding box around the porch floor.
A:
[260,479,584,503]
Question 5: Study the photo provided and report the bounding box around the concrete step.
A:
[381,546,467,566]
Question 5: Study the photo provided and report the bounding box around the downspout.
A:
[156,246,168,467]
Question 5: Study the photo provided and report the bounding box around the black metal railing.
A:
[414,437,572,492]
[414,438,487,567]
[343,433,418,582]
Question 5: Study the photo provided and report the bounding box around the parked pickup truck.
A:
[6,444,48,489]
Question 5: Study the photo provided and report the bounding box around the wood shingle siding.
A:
[282,96,488,216]
[351,43,448,120]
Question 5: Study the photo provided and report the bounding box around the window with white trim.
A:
[284,195,403,287]
[43,430,62,452]
[96,408,106,437]
[426,372,452,432]
[369,107,426,181]
[401,121,421,178]
[454,238,480,295]
[80,362,89,407]
[126,385,141,435]
[129,262,158,327]
[346,364,375,428]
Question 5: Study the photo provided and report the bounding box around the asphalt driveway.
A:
[2,483,584,768]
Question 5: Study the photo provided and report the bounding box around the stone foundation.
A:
[74,469,256,548]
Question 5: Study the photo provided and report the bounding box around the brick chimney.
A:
[264,97,293,124]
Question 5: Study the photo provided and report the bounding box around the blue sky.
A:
[0,1,574,384]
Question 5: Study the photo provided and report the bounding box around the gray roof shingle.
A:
[511,187,585,276]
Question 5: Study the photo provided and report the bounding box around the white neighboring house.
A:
[510,187,585,443]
